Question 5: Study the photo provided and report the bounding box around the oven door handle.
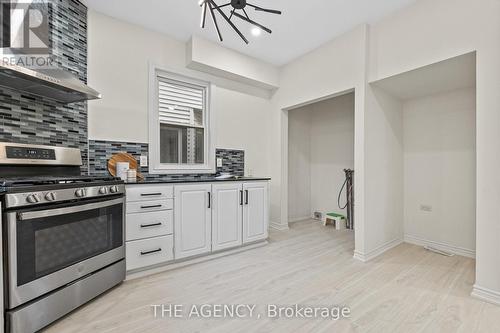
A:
[17,198,125,221]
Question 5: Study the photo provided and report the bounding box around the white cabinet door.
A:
[212,183,243,251]
[243,182,269,244]
[174,184,212,259]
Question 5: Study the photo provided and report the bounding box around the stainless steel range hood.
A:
[0,62,101,104]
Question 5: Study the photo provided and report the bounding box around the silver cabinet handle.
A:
[140,222,163,228]
[140,193,162,197]
[208,192,212,209]
[140,248,162,256]
[240,190,243,206]
[245,190,249,205]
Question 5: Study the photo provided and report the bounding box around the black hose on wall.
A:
[338,169,354,229]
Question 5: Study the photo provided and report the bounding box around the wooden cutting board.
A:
[107,153,144,181]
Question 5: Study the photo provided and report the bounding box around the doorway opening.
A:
[287,91,355,231]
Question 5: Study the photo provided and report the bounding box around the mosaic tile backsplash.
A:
[88,140,245,179]
[0,0,89,172]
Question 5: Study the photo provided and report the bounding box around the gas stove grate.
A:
[0,176,120,188]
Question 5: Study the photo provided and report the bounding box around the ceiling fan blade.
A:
[247,3,282,15]
[232,11,272,34]
[214,3,231,10]
[200,1,208,28]
[209,0,249,44]
[242,8,250,20]
[207,1,223,42]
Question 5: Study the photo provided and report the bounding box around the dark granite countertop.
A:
[124,177,271,185]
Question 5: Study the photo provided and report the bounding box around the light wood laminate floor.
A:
[45,220,500,333]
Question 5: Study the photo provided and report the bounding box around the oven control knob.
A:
[98,187,108,195]
[45,192,56,201]
[109,185,119,193]
[75,189,86,198]
[26,194,41,203]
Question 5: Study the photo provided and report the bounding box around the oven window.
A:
[16,203,123,286]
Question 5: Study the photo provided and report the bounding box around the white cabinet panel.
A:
[174,184,212,259]
[126,199,173,214]
[212,183,243,251]
[126,185,173,202]
[126,210,173,241]
[243,182,269,244]
[126,235,174,271]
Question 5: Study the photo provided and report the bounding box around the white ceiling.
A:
[85,0,417,66]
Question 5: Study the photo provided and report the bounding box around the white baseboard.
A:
[472,284,500,305]
[404,234,475,258]
[288,216,311,223]
[270,221,289,231]
[353,238,403,262]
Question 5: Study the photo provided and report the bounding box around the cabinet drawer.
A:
[126,199,173,214]
[126,235,174,271]
[126,210,173,241]
[126,185,173,202]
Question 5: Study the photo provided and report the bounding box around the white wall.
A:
[87,11,272,178]
[288,107,311,221]
[213,88,271,177]
[366,0,500,300]
[310,94,355,218]
[403,87,476,255]
[287,93,355,222]
[361,85,404,258]
[273,2,500,294]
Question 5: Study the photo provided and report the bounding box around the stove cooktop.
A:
[0,176,125,208]
[0,175,120,188]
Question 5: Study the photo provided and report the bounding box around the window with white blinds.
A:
[158,79,204,128]
[149,68,215,174]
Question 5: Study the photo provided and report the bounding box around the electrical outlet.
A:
[420,204,433,212]
[216,158,223,168]
[140,155,148,167]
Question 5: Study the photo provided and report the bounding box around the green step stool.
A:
[324,212,346,230]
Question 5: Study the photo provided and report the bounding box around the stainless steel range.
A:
[0,143,126,333]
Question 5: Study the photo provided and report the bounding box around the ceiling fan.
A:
[199,0,282,44]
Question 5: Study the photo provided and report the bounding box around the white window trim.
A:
[148,65,216,174]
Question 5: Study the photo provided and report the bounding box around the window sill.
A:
[148,166,216,175]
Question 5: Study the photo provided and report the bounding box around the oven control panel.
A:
[0,142,82,166]
[5,146,56,160]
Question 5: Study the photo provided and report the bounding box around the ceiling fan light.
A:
[198,0,280,44]
[251,27,261,36]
